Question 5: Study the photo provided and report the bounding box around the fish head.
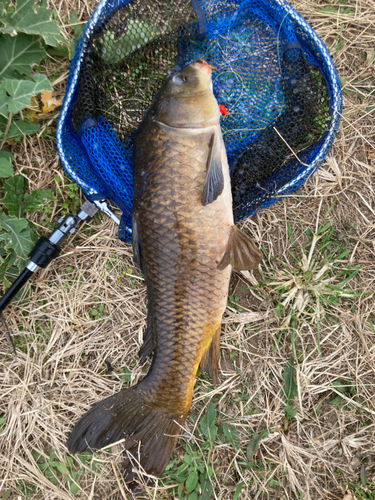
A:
[151,60,220,128]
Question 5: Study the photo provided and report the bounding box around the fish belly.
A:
[134,121,232,415]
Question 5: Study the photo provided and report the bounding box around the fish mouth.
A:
[191,59,217,78]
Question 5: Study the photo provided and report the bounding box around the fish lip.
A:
[191,59,217,77]
[195,58,217,71]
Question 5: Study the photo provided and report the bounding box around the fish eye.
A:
[172,74,187,84]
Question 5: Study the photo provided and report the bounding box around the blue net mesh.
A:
[56,0,342,241]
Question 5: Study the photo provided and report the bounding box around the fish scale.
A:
[133,122,232,415]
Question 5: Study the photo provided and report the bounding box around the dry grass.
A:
[1,0,375,499]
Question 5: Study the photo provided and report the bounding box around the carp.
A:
[67,59,262,488]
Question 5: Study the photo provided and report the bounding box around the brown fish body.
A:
[67,61,261,487]
[133,118,232,416]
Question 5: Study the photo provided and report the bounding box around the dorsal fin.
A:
[218,226,262,271]
[201,132,224,206]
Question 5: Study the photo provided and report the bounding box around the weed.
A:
[348,483,375,500]
[161,402,219,499]
[60,182,82,215]
[259,216,362,348]
[246,429,270,468]
[90,303,105,319]
[31,449,101,495]
[0,0,62,143]
[0,175,54,287]
[15,481,37,498]
[121,267,137,287]
[228,295,243,312]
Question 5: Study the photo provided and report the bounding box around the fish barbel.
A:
[67,59,262,487]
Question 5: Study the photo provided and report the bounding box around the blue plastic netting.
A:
[57,0,342,241]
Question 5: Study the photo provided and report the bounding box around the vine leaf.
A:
[0,152,14,178]
[0,116,39,141]
[0,33,45,80]
[0,0,62,47]
[0,213,37,263]
[2,74,52,114]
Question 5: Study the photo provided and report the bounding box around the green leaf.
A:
[284,403,297,419]
[0,158,13,177]
[1,175,25,214]
[0,251,17,287]
[176,462,190,475]
[185,470,198,493]
[283,359,298,401]
[0,33,45,81]
[2,74,52,114]
[332,379,346,394]
[0,116,39,140]
[0,85,9,118]
[199,472,213,500]
[1,490,11,500]
[1,174,25,196]
[70,482,80,495]
[22,188,53,214]
[219,423,240,449]
[246,429,269,462]
[330,395,343,405]
[0,0,63,46]
[200,402,217,443]
[70,10,85,39]
[56,462,69,475]
[1,191,21,215]
[0,213,37,261]
[233,482,244,500]
[360,463,368,486]
[0,150,13,161]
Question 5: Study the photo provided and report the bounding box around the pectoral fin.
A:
[201,132,224,206]
[218,226,262,271]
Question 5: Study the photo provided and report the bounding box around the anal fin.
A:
[200,326,221,384]
[138,294,156,363]
[218,226,262,271]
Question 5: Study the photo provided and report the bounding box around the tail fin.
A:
[66,386,185,486]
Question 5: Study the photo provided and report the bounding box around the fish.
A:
[66,59,262,488]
